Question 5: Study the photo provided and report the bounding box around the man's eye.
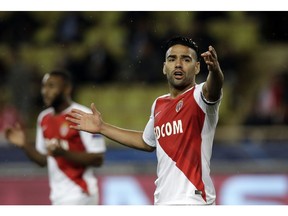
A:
[46,84,56,89]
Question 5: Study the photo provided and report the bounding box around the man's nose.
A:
[175,59,183,68]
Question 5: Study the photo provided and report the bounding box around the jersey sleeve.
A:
[194,82,222,115]
[142,99,157,147]
[80,131,106,153]
[35,114,47,154]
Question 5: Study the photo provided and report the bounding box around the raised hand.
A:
[201,46,224,102]
[5,123,26,148]
[201,46,221,73]
[66,103,103,134]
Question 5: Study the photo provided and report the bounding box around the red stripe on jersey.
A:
[54,157,89,194]
[154,87,207,202]
[41,113,89,194]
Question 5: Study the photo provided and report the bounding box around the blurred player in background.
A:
[66,36,224,205]
[5,69,106,205]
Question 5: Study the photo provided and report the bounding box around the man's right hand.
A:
[5,123,26,148]
[66,102,103,134]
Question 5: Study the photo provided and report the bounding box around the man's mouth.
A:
[173,71,184,79]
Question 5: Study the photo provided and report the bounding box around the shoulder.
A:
[69,102,91,113]
[153,93,170,106]
[147,93,170,115]
[155,93,170,103]
[157,93,170,100]
[37,107,53,121]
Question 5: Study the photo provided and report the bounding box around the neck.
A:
[169,83,195,99]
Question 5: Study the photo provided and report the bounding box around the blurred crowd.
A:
[0,11,288,146]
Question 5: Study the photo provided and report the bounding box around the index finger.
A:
[69,108,86,116]
[209,46,218,58]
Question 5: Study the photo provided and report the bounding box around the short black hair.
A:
[164,36,200,61]
[49,69,73,86]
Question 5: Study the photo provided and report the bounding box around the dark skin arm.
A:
[23,143,47,167]
[5,123,104,167]
[50,145,104,167]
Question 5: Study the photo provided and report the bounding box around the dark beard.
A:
[51,94,65,109]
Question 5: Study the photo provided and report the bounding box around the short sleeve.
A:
[80,131,106,153]
[35,115,47,154]
[142,99,157,147]
[194,82,222,115]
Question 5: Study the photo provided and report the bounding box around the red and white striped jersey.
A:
[143,82,221,205]
[36,102,106,204]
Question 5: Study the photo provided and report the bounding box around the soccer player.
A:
[5,69,106,205]
[66,36,224,205]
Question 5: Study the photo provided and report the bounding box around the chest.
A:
[41,114,77,139]
[154,91,202,127]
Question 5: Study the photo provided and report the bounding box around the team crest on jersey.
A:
[60,123,69,136]
[176,99,183,112]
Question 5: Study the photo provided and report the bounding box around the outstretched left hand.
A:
[201,46,221,73]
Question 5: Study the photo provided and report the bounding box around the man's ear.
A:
[163,62,166,75]
[195,61,200,75]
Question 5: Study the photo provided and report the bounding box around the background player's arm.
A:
[50,146,105,167]
[22,143,47,167]
[66,103,155,152]
[201,46,224,102]
[5,124,47,167]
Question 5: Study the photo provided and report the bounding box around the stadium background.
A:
[0,11,288,205]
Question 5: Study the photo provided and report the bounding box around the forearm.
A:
[61,151,104,167]
[205,69,224,101]
[201,46,224,101]
[101,123,154,152]
[23,144,47,167]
